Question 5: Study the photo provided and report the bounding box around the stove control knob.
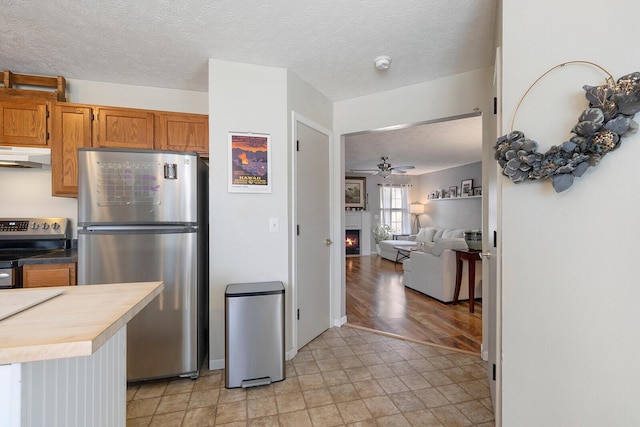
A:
[52,222,60,230]
[43,223,50,230]
[31,223,39,230]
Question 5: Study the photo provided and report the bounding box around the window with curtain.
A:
[379,184,410,234]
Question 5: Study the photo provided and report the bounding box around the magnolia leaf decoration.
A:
[495,71,640,192]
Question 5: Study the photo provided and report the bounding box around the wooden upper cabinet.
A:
[155,112,209,156]
[0,98,49,147]
[51,103,93,197]
[95,107,154,149]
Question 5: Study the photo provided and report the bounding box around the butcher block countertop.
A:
[0,281,163,365]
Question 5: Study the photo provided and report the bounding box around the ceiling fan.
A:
[351,156,415,178]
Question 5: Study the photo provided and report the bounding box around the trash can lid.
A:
[225,281,284,297]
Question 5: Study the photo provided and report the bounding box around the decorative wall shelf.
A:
[428,195,482,201]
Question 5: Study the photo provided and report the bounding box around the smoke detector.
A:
[374,55,392,70]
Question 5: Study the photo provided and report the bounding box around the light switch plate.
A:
[269,217,279,232]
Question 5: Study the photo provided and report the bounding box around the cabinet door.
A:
[0,98,48,146]
[155,112,208,155]
[22,263,77,288]
[95,107,154,149]
[51,103,93,197]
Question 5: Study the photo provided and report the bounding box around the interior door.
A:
[485,46,503,422]
[295,119,332,349]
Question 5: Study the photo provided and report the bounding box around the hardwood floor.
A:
[345,255,482,354]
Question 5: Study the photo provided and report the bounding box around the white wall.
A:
[286,71,333,131]
[334,68,494,318]
[208,59,289,367]
[0,81,207,235]
[207,60,332,367]
[66,79,208,113]
[417,162,482,230]
[501,0,640,424]
[0,168,77,231]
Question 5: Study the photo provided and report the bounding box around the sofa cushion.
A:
[432,238,468,256]
[432,228,445,241]
[416,227,437,243]
[421,241,436,255]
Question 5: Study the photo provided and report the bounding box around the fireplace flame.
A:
[346,230,360,255]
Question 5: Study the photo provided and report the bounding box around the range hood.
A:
[0,147,51,168]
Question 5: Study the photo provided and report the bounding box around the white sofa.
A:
[402,227,482,303]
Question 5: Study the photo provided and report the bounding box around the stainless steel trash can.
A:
[225,281,285,388]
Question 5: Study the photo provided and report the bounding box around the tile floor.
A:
[126,326,494,426]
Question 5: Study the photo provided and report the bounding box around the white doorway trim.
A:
[290,111,336,357]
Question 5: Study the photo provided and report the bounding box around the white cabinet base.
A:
[0,327,127,427]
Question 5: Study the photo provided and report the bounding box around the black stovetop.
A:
[0,218,72,269]
[0,249,60,268]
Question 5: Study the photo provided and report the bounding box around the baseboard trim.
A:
[286,347,297,361]
[333,316,347,327]
[481,343,489,361]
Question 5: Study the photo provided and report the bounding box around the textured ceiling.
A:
[345,114,483,176]
[1,0,495,172]
[0,0,496,102]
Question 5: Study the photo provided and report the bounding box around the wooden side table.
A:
[453,249,482,313]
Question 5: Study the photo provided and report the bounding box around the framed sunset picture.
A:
[228,132,271,193]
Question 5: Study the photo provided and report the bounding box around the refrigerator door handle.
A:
[83,225,197,232]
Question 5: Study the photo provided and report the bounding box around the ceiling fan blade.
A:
[392,169,407,174]
[391,165,415,170]
[350,169,379,173]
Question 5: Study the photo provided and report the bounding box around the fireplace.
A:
[344,211,371,256]
[345,229,360,255]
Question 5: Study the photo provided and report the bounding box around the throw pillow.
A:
[432,228,445,241]
[442,229,465,239]
[416,227,437,243]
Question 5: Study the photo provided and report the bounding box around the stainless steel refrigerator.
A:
[77,147,208,382]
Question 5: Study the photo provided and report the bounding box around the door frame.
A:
[290,111,336,356]
[487,46,504,425]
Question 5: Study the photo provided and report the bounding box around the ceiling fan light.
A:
[379,170,391,178]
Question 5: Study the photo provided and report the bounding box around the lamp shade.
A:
[409,203,424,214]
[378,170,391,178]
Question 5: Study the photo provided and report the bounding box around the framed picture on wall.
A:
[473,187,482,196]
[228,131,271,193]
[461,179,473,196]
[449,186,458,198]
[345,177,366,209]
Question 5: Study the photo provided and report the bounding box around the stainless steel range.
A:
[0,218,71,289]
